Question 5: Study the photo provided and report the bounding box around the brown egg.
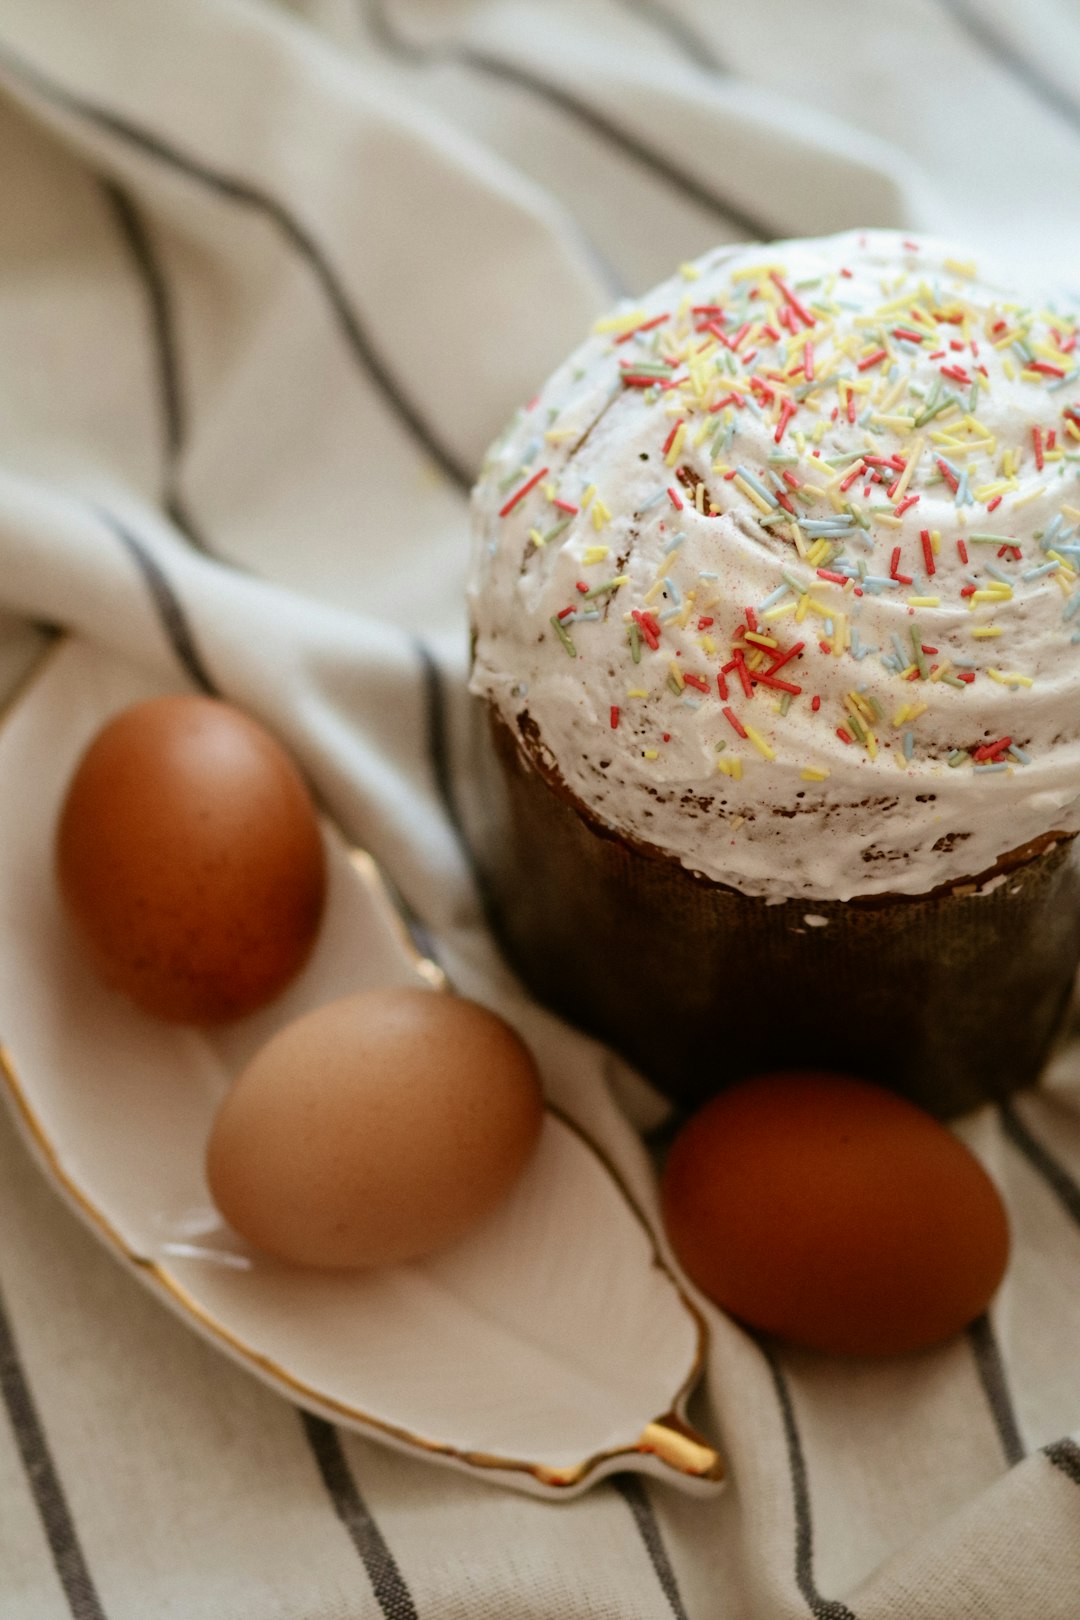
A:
[57,695,326,1023]
[661,1072,1010,1357]
[206,987,544,1269]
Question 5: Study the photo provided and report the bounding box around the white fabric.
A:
[0,2,1079,1616]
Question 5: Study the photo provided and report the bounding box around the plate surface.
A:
[0,637,722,1499]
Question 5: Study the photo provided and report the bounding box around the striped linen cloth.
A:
[1,1,1080,1615]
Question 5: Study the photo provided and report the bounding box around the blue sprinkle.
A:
[1023,561,1060,581]
[1048,368,1080,391]
[985,564,1013,584]
[640,488,668,512]
[663,531,686,556]
[1064,591,1080,622]
[664,576,681,605]
[758,583,791,612]
[659,607,682,623]
[892,632,909,667]
[973,761,1009,773]
[735,466,779,507]
[1008,744,1032,764]
[681,696,701,710]
[902,730,915,760]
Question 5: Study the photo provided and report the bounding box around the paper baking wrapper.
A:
[472,702,1080,1120]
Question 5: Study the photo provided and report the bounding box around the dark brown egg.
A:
[56,695,326,1022]
[661,1071,1010,1357]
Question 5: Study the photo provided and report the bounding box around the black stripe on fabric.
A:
[1044,1437,1080,1487]
[300,1412,419,1620]
[0,44,472,495]
[611,0,729,75]
[611,1474,692,1620]
[95,508,220,696]
[999,1098,1080,1229]
[99,179,215,558]
[936,0,1080,136]
[411,637,471,859]
[0,1281,108,1620]
[761,1344,859,1620]
[362,0,771,241]
[966,1312,1025,1467]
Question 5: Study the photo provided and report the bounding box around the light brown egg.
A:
[206,987,544,1269]
[661,1071,1010,1357]
[56,695,326,1023]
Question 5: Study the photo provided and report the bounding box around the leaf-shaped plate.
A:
[0,637,722,1499]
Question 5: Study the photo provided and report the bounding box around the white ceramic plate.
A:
[0,636,722,1499]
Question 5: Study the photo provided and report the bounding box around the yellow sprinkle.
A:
[874,513,903,529]
[908,595,940,607]
[643,580,664,604]
[542,483,557,501]
[593,307,647,335]
[931,529,941,554]
[744,724,776,761]
[805,598,831,620]
[664,422,687,466]
[972,626,1003,638]
[643,749,659,760]
[944,258,977,278]
[1066,421,1080,444]
[987,669,1033,687]
[865,730,878,760]
[528,527,545,547]
[893,749,908,771]
[544,428,576,443]
[1011,485,1045,509]
[668,660,685,690]
[592,500,611,530]
[716,755,743,779]
[744,630,779,649]
[581,484,596,509]
[679,262,702,281]
[627,688,648,698]
[733,474,774,515]
[800,767,829,781]
[583,545,609,564]
[763,602,797,622]
[971,587,1012,604]
[1063,504,1080,522]
[891,435,924,504]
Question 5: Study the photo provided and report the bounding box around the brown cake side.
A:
[472,699,1080,1120]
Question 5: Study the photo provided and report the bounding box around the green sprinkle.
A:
[910,625,928,680]
[940,672,967,689]
[583,575,629,600]
[542,518,572,545]
[947,749,968,768]
[629,622,642,663]
[551,615,577,657]
[846,709,867,745]
[779,691,793,716]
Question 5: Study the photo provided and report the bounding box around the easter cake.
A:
[467,230,1080,1117]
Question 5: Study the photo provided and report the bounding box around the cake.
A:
[466,231,1080,1118]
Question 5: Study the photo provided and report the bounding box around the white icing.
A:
[468,230,1080,900]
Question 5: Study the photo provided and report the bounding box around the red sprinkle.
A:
[576,581,589,594]
[554,499,579,514]
[957,539,969,563]
[769,272,814,329]
[1033,425,1045,472]
[683,674,710,693]
[775,399,797,443]
[722,706,748,739]
[894,494,920,518]
[499,466,549,517]
[667,486,684,510]
[662,419,684,456]
[811,695,821,712]
[697,616,714,629]
[610,706,620,730]
[958,671,976,683]
[764,641,805,676]
[920,529,936,577]
[987,496,1002,513]
[974,736,1012,761]
[717,672,729,700]
[856,348,888,372]
[804,341,815,381]
[936,458,959,493]
[817,569,848,584]
[614,313,669,345]
[839,460,866,492]
[836,727,853,745]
